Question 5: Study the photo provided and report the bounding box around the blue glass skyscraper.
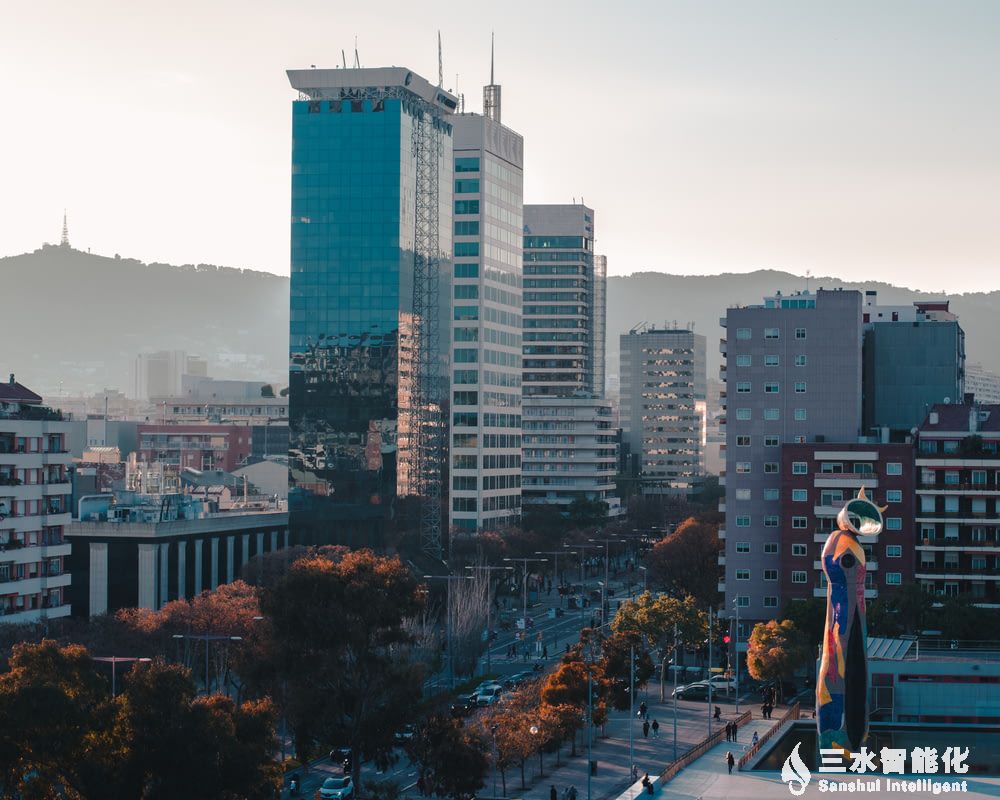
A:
[286,67,456,547]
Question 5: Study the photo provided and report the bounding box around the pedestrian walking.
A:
[642,720,650,738]
[569,786,578,800]
[639,701,648,720]
[733,723,738,743]
[631,764,639,782]
[714,705,722,721]
[761,703,768,719]
[550,785,558,800]
[725,721,731,742]
[752,731,759,746]
[727,751,735,774]
[651,719,660,738]
[543,644,548,659]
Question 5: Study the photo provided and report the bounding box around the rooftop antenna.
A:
[806,269,812,292]
[60,209,69,247]
[483,31,502,122]
[353,37,360,68]
[437,30,443,87]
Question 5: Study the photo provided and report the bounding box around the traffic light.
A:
[723,635,731,645]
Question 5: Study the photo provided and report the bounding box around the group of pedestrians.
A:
[550,785,577,800]
[640,719,660,738]
[724,720,739,742]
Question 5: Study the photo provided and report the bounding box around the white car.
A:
[475,685,503,706]
[319,776,354,800]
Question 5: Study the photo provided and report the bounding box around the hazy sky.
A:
[3,1,998,292]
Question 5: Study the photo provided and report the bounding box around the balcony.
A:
[813,475,878,489]
[718,581,726,592]
[718,554,726,566]
[719,339,727,356]
[814,586,877,599]
[718,527,726,540]
[0,604,71,624]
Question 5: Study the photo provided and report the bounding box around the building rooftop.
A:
[286,66,458,113]
[0,375,42,405]
[920,403,1000,434]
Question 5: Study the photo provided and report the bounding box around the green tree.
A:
[781,598,827,653]
[746,620,809,698]
[599,631,654,711]
[259,550,425,787]
[644,517,721,605]
[406,716,488,800]
[612,592,708,699]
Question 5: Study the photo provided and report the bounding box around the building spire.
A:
[60,209,69,247]
[483,31,502,123]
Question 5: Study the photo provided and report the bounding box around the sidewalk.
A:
[494,695,765,800]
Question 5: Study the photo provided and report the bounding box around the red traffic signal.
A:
[723,635,731,644]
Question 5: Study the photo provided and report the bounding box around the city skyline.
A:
[3,1,999,292]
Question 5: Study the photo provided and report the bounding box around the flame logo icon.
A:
[781,741,811,796]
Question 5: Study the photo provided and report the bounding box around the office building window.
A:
[764,355,779,367]
[792,571,807,583]
[764,515,779,527]
[764,596,778,608]
[763,569,778,581]
[764,488,780,501]
[886,490,902,503]
[736,542,750,553]
[792,489,808,502]
[736,435,751,447]
[764,383,780,394]
[886,462,902,475]
[736,355,751,367]
[794,408,807,421]
[737,382,751,394]
[765,462,779,474]
[736,408,751,421]
[885,517,902,530]
[736,570,750,580]
[736,327,751,340]
[792,516,808,529]
[764,542,779,554]
[792,462,808,475]
[765,327,780,340]
[886,573,902,586]
[792,543,807,557]
[886,545,902,558]
[736,596,750,607]
[794,382,807,393]
[736,462,751,474]
[795,328,807,339]
[736,488,752,500]
[764,408,780,420]
[794,355,807,367]
[736,516,751,527]
[765,435,779,447]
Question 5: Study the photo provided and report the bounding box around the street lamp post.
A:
[638,565,647,593]
[707,605,714,737]
[628,644,636,780]
[733,599,741,713]
[588,538,622,631]
[503,557,547,649]
[171,633,243,694]
[490,724,499,799]
[92,655,151,697]
[534,550,565,605]
[568,544,602,626]
[424,574,474,688]
[466,564,513,677]
[672,623,679,762]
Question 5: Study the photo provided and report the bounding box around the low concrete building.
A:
[65,492,288,616]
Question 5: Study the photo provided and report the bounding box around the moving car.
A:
[394,724,416,743]
[318,776,354,800]
[474,685,503,706]
[671,683,710,700]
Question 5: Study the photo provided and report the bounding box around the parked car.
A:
[705,675,738,692]
[475,685,503,706]
[318,776,354,800]
[474,681,501,694]
[516,616,534,630]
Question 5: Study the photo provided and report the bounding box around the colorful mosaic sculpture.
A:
[817,487,885,753]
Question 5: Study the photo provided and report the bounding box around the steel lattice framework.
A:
[410,106,446,561]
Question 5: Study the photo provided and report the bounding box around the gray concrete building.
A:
[619,327,707,495]
[721,289,863,623]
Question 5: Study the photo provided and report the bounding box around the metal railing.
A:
[658,709,752,785]
[738,702,800,770]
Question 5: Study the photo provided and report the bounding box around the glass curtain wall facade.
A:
[450,114,524,532]
[522,205,598,397]
[286,68,455,546]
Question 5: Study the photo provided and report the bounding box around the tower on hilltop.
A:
[60,210,70,247]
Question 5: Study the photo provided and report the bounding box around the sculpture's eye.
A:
[841,553,856,569]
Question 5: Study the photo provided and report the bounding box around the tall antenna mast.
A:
[341,49,347,69]
[60,210,69,247]
[483,31,501,123]
[437,30,443,87]
[353,37,360,68]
